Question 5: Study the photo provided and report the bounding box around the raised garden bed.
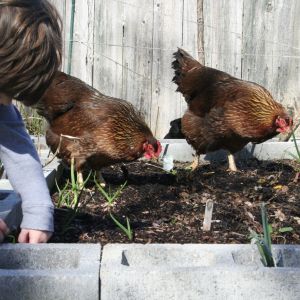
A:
[50,140,300,245]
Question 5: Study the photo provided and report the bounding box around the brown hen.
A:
[172,48,292,171]
[35,71,161,182]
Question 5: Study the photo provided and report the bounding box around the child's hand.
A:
[18,229,52,243]
[0,219,9,242]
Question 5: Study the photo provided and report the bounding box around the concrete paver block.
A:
[161,139,300,162]
[101,244,300,300]
[0,244,101,300]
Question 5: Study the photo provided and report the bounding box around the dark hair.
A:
[0,0,62,105]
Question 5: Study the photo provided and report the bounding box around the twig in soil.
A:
[144,162,164,170]
[202,199,214,231]
[42,134,79,167]
[293,172,299,183]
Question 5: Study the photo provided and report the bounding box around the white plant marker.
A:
[203,200,214,231]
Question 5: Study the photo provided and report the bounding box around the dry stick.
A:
[144,162,164,170]
[42,134,80,168]
[203,199,214,231]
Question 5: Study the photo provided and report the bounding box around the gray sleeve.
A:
[0,105,54,232]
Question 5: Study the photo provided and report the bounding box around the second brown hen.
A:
[172,48,292,171]
[35,71,161,183]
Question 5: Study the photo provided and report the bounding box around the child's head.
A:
[0,0,62,105]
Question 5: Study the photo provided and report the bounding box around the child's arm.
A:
[0,104,54,242]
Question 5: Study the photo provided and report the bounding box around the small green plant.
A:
[55,159,91,233]
[94,176,127,207]
[16,102,45,136]
[275,226,294,234]
[249,203,275,267]
[94,178,132,240]
[6,234,16,244]
[110,213,133,241]
[288,123,300,181]
[55,158,91,212]
[289,126,300,163]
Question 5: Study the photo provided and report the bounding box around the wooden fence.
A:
[49,0,300,138]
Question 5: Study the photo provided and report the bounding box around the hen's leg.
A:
[188,155,200,171]
[77,171,84,186]
[95,171,106,187]
[227,153,238,172]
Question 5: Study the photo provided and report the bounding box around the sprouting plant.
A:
[110,213,133,241]
[94,177,132,239]
[6,234,16,244]
[289,125,300,163]
[249,203,275,267]
[16,102,45,136]
[94,176,127,207]
[55,158,91,212]
[287,122,300,181]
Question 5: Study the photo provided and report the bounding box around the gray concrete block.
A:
[101,244,300,300]
[0,191,22,231]
[0,243,101,300]
[161,139,300,162]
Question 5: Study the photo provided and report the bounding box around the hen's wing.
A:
[35,71,100,122]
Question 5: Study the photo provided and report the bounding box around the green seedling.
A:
[249,203,275,267]
[289,128,300,163]
[16,103,45,136]
[110,213,133,241]
[55,158,91,211]
[277,227,293,233]
[55,159,92,234]
[6,234,16,244]
[94,178,132,240]
[94,176,127,206]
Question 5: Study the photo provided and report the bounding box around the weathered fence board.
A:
[203,0,243,78]
[151,0,186,136]
[71,0,95,85]
[242,0,300,113]
[93,0,124,98]
[121,0,154,122]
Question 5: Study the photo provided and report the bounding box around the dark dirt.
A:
[50,158,300,245]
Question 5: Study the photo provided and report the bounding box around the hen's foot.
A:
[227,153,238,172]
[95,171,106,187]
[187,155,200,171]
[77,171,84,187]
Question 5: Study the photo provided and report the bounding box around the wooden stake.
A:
[203,200,214,231]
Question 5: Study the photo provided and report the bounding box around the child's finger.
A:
[18,230,30,243]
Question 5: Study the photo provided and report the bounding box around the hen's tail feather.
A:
[164,118,185,139]
[172,48,201,83]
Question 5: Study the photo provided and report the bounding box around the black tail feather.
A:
[164,118,185,139]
